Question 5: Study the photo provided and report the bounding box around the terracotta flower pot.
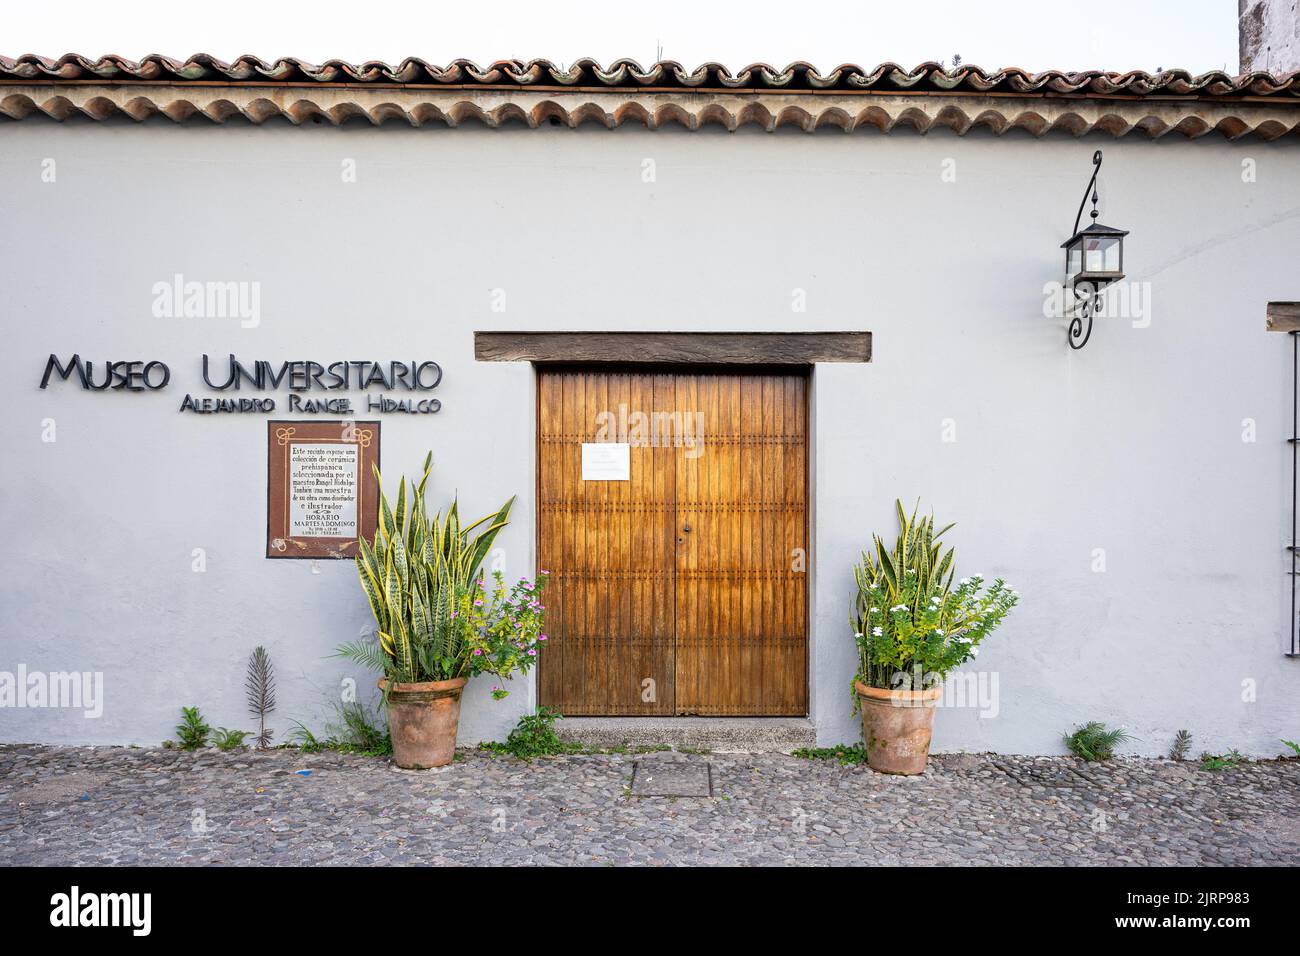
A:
[380,676,467,769]
[855,681,943,775]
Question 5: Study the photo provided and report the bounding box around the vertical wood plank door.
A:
[537,368,678,715]
[537,367,807,716]
[673,372,808,715]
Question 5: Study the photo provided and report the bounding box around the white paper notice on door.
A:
[581,442,630,481]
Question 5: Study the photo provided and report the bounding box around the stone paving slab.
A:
[0,744,1297,866]
[630,756,712,797]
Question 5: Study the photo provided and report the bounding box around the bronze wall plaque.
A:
[266,420,380,559]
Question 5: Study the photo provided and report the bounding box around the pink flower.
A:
[474,599,483,606]
[527,649,537,656]
[539,634,548,641]
[473,648,483,656]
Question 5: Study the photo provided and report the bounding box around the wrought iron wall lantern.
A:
[1061,150,1128,349]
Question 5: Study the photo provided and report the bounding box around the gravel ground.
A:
[1,744,1297,866]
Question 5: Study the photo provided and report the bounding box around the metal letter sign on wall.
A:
[38,353,444,416]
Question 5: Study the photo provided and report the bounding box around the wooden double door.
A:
[537,367,808,716]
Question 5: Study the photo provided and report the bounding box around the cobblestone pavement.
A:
[1,744,1297,866]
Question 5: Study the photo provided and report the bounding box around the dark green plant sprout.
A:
[284,700,392,757]
[175,707,211,751]
[285,720,323,752]
[1201,750,1245,772]
[1064,722,1132,762]
[792,744,869,766]
[480,707,580,760]
[212,728,250,751]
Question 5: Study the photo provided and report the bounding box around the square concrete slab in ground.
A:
[630,760,713,797]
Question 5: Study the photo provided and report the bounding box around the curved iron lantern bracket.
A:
[1068,281,1101,350]
[1073,149,1104,237]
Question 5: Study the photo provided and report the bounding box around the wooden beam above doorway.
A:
[473,331,872,365]
[1266,302,1300,332]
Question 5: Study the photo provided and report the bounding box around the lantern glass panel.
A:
[1085,235,1121,274]
[1066,241,1083,280]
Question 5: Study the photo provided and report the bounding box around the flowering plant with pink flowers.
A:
[461,570,550,698]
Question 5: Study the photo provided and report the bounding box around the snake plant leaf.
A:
[355,543,385,624]
[411,586,431,647]
[394,476,408,539]
[442,502,461,562]
[466,503,515,578]
[936,547,955,589]
[416,451,432,497]
[378,484,397,544]
[352,450,518,683]
[383,561,403,632]
[391,524,410,591]
[877,547,898,594]
[460,497,514,538]
[895,499,914,566]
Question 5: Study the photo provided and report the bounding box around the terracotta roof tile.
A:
[3,55,1296,138]
[2,53,1297,99]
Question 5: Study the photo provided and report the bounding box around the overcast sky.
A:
[2,0,1241,75]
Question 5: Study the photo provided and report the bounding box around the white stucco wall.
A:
[1240,0,1300,73]
[1,116,1298,756]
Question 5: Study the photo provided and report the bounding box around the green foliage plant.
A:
[1201,749,1245,771]
[1064,721,1132,761]
[480,708,579,759]
[175,706,211,750]
[851,499,1018,695]
[336,452,548,692]
[792,744,869,766]
[211,728,250,751]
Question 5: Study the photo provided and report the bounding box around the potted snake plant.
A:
[337,452,548,769]
[850,500,1018,774]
